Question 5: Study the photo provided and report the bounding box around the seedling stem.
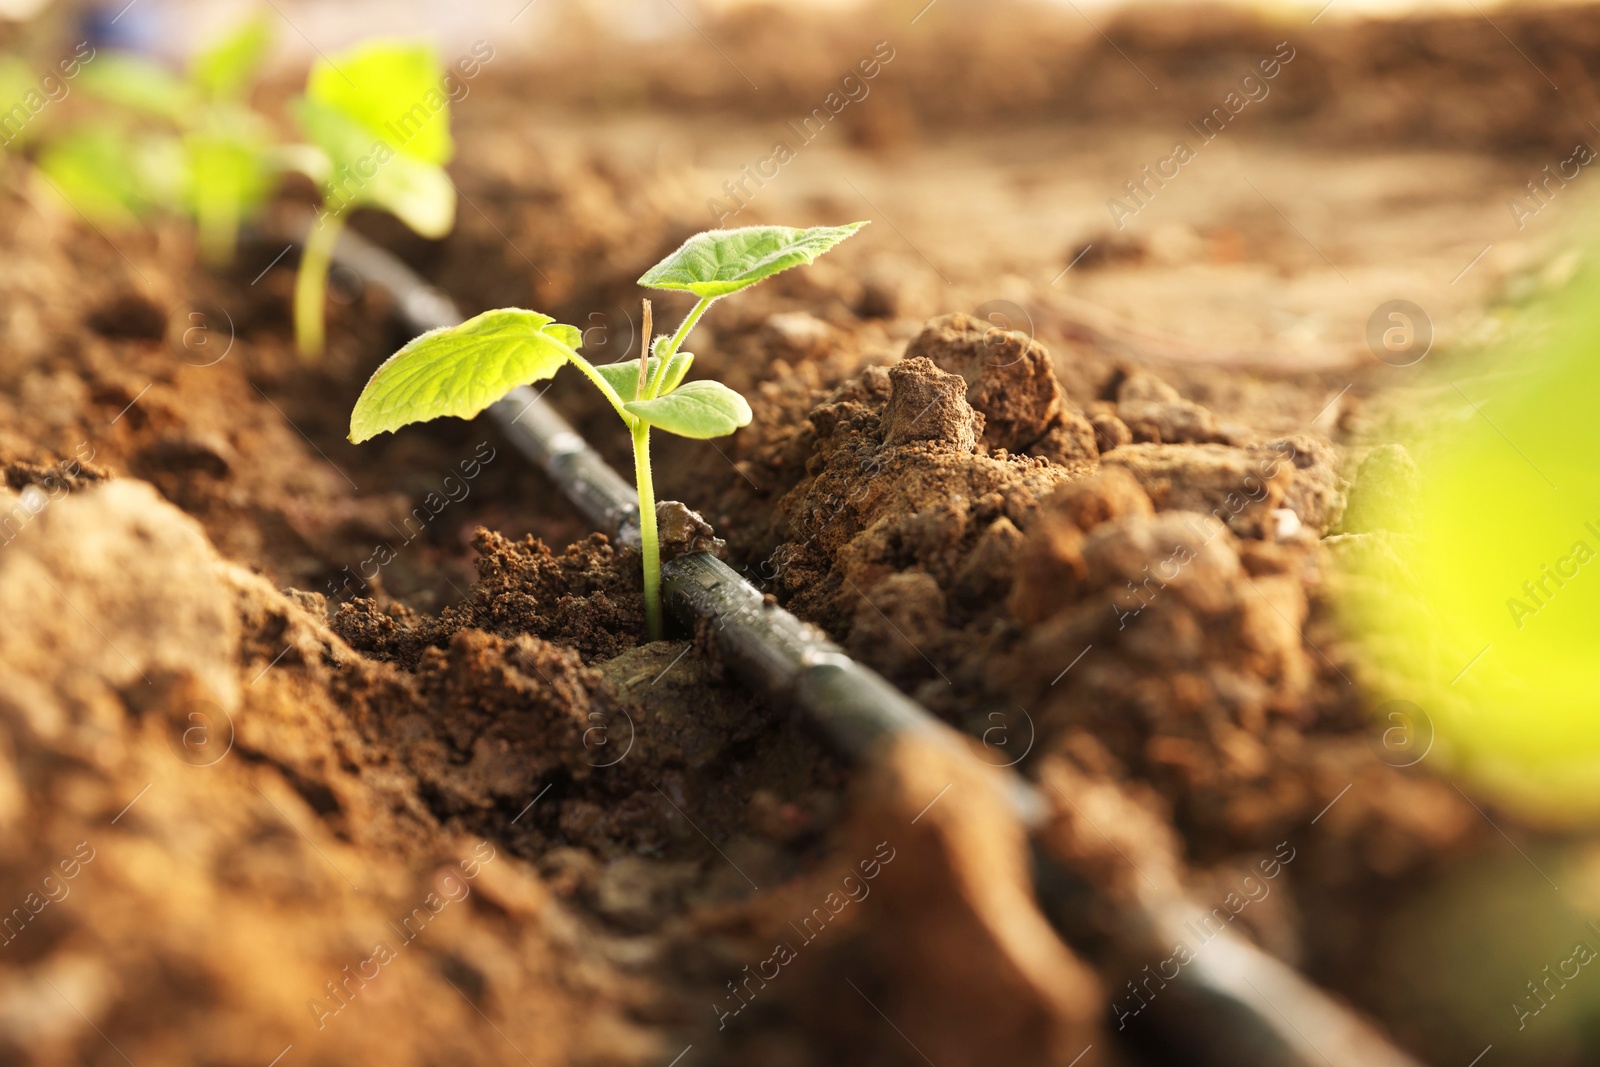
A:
[633,419,662,638]
[295,213,344,358]
[633,299,664,637]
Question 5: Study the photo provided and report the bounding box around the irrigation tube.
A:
[317,223,1423,1067]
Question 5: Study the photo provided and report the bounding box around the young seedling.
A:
[348,222,866,639]
[292,40,457,357]
[47,11,278,263]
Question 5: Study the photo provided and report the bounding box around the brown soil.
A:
[0,4,1593,1065]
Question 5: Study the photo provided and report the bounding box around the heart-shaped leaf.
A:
[625,379,752,439]
[638,223,867,298]
[350,310,581,442]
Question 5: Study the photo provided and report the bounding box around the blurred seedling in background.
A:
[41,11,282,264]
[347,223,866,639]
[291,40,457,358]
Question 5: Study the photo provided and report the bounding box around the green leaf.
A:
[306,40,452,165]
[625,380,752,439]
[79,53,195,122]
[192,11,272,100]
[0,59,41,148]
[268,143,333,184]
[295,96,455,237]
[183,129,274,212]
[35,126,155,224]
[292,96,365,168]
[349,309,581,442]
[638,222,868,298]
[594,352,694,402]
[593,359,650,404]
[365,151,455,237]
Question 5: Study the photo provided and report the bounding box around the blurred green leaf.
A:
[35,126,157,224]
[267,142,332,184]
[79,53,194,122]
[191,11,273,101]
[0,57,31,105]
[305,40,452,165]
[0,58,40,149]
[364,151,454,237]
[296,96,454,236]
[1341,252,1600,820]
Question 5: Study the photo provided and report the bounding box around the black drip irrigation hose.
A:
[312,222,1425,1067]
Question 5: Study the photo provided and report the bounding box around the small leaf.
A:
[639,222,867,298]
[306,40,453,165]
[593,352,692,402]
[350,309,580,442]
[593,359,648,404]
[79,53,195,121]
[657,351,694,394]
[192,11,272,100]
[625,380,752,439]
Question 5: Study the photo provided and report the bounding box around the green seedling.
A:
[347,223,866,639]
[292,40,457,358]
[47,12,278,263]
